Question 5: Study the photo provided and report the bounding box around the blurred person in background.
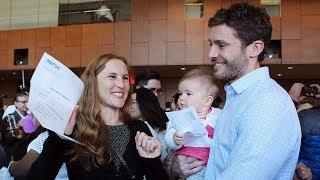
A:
[0,92,29,165]
[136,71,164,97]
[0,98,4,120]
[289,83,320,180]
[170,93,181,111]
[128,87,172,176]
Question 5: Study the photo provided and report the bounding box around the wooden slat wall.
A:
[166,0,185,65]
[65,46,81,67]
[65,25,81,67]
[131,43,148,65]
[132,20,149,43]
[0,50,8,69]
[114,22,132,63]
[281,0,301,39]
[66,25,81,47]
[167,0,185,42]
[81,45,97,67]
[149,0,167,65]
[0,23,100,69]
[20,29,36,69]
[81,24,99,46]
[149,0,167,20]
[149,20,167,65]
[1,0,320,70]
[97,23,114,45]
[132,0,150,21]
[301,0,320,16]
[271,17,281,40]
[7,30,21,69]
[0,31,8,50]
[301,15,320,63]
[131,0,149,65]
[186,19,203,64]
[7,30,21,49]
[167,0,185,21]
[36,28,51,48]
[21,29,36,49]
[50,27,66,65]
[97,44,114,57]
[282,39,301,64]
[166,20,185,42]
[167,41,185,65]
[203,0,222,64]
[132,0,149,43]
[203,0,222,40]
[35,47,51,65]
[51,27,65,47]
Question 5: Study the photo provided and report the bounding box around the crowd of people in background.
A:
[0,2,318,180]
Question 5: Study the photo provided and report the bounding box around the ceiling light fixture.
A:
[276,73,282,77]
[180,67,186,70]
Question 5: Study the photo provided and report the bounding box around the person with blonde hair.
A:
[27,53,168,179]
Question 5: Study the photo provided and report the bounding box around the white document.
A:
[28,52,84,142]
[166,107,210,147]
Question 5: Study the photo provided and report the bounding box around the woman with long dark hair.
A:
[128,88,172,173]
[27,54,168,179]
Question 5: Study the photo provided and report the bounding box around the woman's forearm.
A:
[9,149,39,177]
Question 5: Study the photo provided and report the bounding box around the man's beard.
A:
[213,55,248,81]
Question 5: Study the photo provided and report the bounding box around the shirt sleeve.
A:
[27,130,67,180]
[217,94,301,179]
[27,131,49,153]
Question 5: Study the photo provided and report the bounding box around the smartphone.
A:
[302,86,318,97]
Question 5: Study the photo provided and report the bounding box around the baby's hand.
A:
[173,132,184,145]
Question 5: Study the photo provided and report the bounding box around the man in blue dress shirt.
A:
[171,2,301,179]
[204,3,301,179]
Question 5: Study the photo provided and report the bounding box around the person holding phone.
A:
[289,83,320,108]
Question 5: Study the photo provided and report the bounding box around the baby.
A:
[165,68,222,180]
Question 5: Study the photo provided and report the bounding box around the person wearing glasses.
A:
[0,92,29,165]
[136,71,164,97]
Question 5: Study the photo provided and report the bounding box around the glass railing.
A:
[58,0,131,25]
[261,0,281,16]
[185,0,203,19]
[0,0,131,31]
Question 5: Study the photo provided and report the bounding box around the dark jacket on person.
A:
[298,106,320,179]
[27,121,168,180]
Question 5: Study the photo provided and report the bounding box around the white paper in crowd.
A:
[28,52,84,143]
[166,107,210,147]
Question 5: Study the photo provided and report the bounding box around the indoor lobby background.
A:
[0,0,319,108]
